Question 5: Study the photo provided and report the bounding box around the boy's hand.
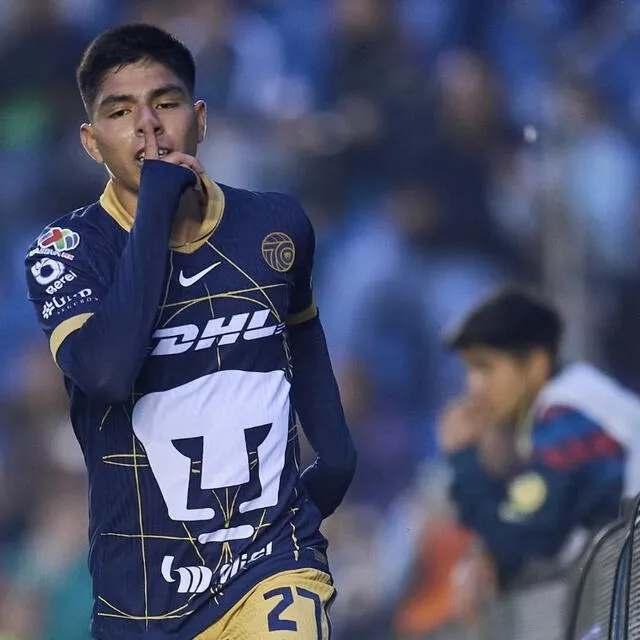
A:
[438,398,490,453]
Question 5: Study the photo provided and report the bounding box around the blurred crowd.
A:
[2,0,640,638]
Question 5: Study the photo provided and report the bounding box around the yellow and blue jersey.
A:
[449,370,628,587]
[24,169,350,639]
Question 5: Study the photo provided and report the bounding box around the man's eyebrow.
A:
[98,93,135,111]
[97,84,186,111]
[149,84,187,101]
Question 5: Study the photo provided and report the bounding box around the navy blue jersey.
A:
[450,405,625,586]
[25,178,339,639]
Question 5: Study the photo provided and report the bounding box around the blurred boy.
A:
[439,286,640,587]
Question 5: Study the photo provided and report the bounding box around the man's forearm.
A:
[289,316,357,517]
[57,161,196,402]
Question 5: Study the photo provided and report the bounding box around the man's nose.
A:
[135,106,163,138]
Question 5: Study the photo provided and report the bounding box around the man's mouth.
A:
[135,148,171,166]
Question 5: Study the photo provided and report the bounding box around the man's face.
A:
[459,346,537,425]
[80,60,206,194]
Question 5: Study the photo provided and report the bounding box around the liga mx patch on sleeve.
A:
[38,226,80,252]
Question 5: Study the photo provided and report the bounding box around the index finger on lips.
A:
[143,129,159,161]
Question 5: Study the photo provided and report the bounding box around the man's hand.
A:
[478,422,519,478]
[142,131,204,177]
[438,398,490,453]
[142,132,207,209]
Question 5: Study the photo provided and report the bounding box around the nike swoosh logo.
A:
[179,262,221,287]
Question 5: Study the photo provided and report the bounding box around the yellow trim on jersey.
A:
[196,568,334,639]
[99,175,225,254]
[50,312,93,362]
[286,303,318,326]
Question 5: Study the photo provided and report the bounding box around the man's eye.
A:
[109,109,130,119]
[157,102,179,110]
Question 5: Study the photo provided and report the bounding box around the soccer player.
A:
[439,287,640,588]
[24,24,356,639]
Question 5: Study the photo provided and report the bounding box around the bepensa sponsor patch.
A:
[38,226,80,252]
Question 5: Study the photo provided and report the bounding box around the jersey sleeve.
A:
[290,314,357,517]
[286,206,317,326]
[448,408,625,586]
[25,223,105,362]
[24,162,197,403]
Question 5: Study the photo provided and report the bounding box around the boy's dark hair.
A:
[76,24,196,116]
[444,286,564,358]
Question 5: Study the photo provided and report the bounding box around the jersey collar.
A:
[99,175,225,254]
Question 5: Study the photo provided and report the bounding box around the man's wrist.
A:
[141,159,197,193]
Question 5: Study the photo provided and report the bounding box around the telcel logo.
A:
[161,541,273,594]
[219,541,273,586]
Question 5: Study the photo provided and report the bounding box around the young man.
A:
[439,287,640,588]
[24,24,356,639]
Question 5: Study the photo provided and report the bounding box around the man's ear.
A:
[80,123,104,164]
[194,100,207,143]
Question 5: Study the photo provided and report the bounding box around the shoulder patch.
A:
[262,232,295,273]
[38,226,80,252]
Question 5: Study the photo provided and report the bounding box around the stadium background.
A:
[1,0,640,638]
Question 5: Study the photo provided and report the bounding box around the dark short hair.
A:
[444,286,564,358]
[76,24,196,116]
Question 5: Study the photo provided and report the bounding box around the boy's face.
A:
[80,60,206,194]
[459,346,544,425]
